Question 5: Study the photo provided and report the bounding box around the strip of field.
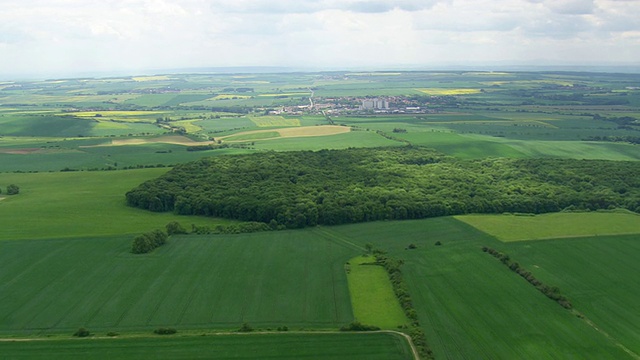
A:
[0,169,234,241]
[0,332,413,360]
[131,75,172,82]
[249,116,301,127]
[325,218,635,359]
[0,232,355,334]
[416,88,482,95]
[456,211,640,242]
[220,125,350,142]
[91,135,208,147]
[258,92,310,97]
[346,256,408,329]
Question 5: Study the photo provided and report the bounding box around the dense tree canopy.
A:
[126,146,640,228]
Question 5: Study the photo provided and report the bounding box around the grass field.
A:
[0,230,355,334]
[0,169,234,240]
[322,218,636,359]
[0,332,413,360]
[346,256,408,329]
[456,211,640,241]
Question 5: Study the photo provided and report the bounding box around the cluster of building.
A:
[267,96,437,116]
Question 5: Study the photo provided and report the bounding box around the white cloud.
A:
[0,0,638,78]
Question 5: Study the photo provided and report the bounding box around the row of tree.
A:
[374,249,433,359]
[482,247,572,309]
[125,146,640,228]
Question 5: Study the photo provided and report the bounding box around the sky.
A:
[1,0,639,78]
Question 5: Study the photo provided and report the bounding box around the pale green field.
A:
[249,116,301,127]
[456,211,640,241]
[224,131,280,141]
[346,255,408,329]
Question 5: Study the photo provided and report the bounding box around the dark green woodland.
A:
[126,146,640,228]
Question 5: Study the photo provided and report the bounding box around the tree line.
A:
[374,249,433,359]
[482,247,572,309]
[125,146,640,228]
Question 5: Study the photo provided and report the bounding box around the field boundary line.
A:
[576,312,640,360]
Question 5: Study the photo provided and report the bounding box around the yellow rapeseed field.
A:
[416,88,482,95]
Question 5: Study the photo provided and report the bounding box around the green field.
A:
[2,70,640,359]
[456,211,640,241]
[322,218,638,359]
[0,169,235,240]
[346,256,408,329]
[0,332,413,360]
[0,230,354,335]
[503,234,640,357]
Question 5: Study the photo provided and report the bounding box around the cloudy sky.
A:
[1,0,639,78]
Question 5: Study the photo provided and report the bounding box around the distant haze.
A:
[1,0,639,79]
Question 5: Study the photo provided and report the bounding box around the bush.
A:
[131,229,168,254]
[340,321,380,332]
[154,328,177,335]
[6,184,19,195]
[166,221,188,235]
[106,331,119,337]
[238,322,253,332]
[277,325,288,331]
[73,327,91,337]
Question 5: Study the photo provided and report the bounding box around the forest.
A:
[126,146,640,228]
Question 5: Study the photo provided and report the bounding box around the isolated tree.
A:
[6,184,19,195]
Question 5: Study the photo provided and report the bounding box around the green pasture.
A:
[0,169,235,240]
[456,211,640,242]
[346,256,408,329]
[323,218,636,359]
[0,231,354,334]
[0,332,413,360]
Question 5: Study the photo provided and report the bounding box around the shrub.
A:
[154,328,177,335]
[73,327,91,337]
[166,221,187,235]
[131,229,168,254]
[6,184,19,195]
[106,332,119,337]
[238,322,253,332]
[340,321,380,332]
